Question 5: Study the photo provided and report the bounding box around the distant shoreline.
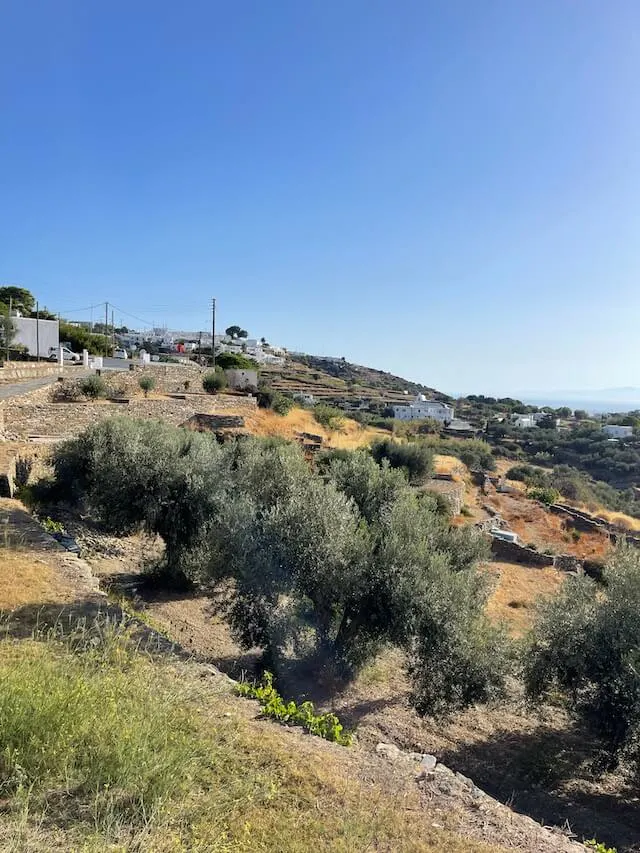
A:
[520,397,640,415]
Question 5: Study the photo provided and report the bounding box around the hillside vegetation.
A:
[0,626,503,853]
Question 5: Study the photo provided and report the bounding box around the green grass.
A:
[0,622,504,852]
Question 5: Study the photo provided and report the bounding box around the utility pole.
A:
[211,297,216,369]
[5,296,12,363]
[104,302,109,356]
[36,301,40,362]
[111,309,115,354]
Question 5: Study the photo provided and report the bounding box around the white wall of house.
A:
[225,368,258,390]
[603,424,633,439]
[392,395,454,423]
[12,317,59,358]
[513,415,536,429]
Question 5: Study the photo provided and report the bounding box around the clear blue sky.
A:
[2,1,640,395]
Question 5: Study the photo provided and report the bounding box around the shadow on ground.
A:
[440,726,640,853]
[0,599,192,661]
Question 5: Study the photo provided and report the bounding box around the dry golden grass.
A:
[243,406,385,449]
[0,550,75,610]
[433,453,466,480]
[484,561,564,637]
[575,504,640,531]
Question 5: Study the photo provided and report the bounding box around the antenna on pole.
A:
[211,297,216,370]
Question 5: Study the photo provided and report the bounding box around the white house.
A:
[392,395,455,423]
[512,415,536,429]
[225,368,258,390]
[603,424,633,439]
[12,317,59,358]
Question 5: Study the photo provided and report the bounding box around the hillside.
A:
[1,372,639,852]
[0,496,584,853]
[261,355,451,409]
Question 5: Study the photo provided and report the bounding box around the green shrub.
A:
[138,374,156,397]
[370,438,434,485]
[215,352,258,370]
[524,546,640,775]
[527,486,560,505]
[313,403,345,430]
[202,370,227,394]
[506,464,548,488]
[236,672,352,745]
[272,392,295,415]
[79,375,107,399]
[585,840,617,853]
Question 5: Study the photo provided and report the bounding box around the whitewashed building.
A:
[13,317,59,358]
[512,414,536,429]
[603,424,633,439]
[392,395,455,423]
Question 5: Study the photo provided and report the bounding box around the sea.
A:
[520,398,640,415]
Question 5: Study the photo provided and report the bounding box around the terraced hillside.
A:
[261,355,452,410]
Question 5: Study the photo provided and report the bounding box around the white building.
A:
[512,415,536,429]
[603,424,634,439]
[12,317,59,358]
[392,395,455,423]
[225,368,258,390]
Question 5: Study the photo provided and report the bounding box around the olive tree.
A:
[524,545,640,772]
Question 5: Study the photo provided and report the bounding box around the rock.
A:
[375,742,401,761]
[421,754,437,772]
[455,771,474,790]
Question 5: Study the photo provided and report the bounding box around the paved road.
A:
[102,357,140,371]
[0,376,63,400]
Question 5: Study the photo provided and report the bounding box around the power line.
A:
[57,302,106,315]
[108,304,157,328]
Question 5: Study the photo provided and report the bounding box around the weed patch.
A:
[236,671,353,745]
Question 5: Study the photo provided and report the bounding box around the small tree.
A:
[272,393,295,416]
[313,403,345,431]
[79,375,107,399]
[0,309,16,355]
[0,286,35,314]
[524,546,640,774]
[202,371,227,394]
[370,438,434,485]
[225,325,248,340]
[138,375,156,397]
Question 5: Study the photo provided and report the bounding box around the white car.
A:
[113,348,128,359]
[49,346,81,363]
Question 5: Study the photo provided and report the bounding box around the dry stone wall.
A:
[490,536,555,567]
[99,363,204,397]
[3,395,255,440]
[0,363,65,383]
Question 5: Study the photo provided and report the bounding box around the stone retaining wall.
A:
[183,414,245,431]
[424,480,464,515]
[490,536,555,566]
[3,393,257,441]
[98,363,204,397]
[0,363,69,382]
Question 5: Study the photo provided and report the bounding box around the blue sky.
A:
[2,1,640,395]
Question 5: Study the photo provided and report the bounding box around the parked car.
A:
[48,346,81,363]
[113,348,128,359]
